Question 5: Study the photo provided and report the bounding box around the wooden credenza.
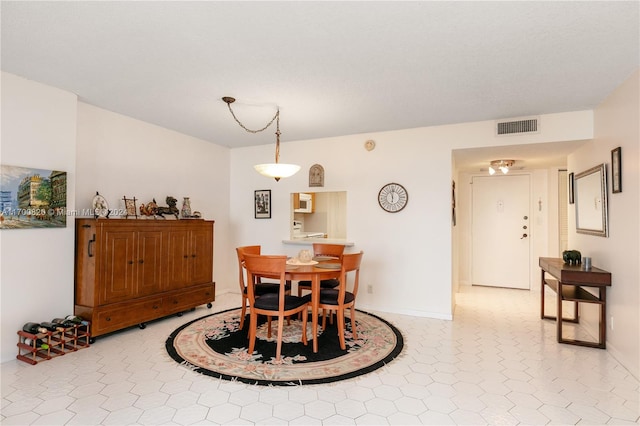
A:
[74,218,215,339]
[539,257,611,348]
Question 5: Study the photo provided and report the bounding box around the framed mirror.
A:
[574,163,608,237]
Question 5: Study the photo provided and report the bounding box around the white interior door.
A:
[472,174,531,289]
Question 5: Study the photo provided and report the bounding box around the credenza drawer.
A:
[93,297,163,335]
[163,285,214,315]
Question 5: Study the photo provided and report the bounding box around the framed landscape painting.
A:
[0,164,67,229]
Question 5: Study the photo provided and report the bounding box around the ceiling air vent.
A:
[496,117,539,136]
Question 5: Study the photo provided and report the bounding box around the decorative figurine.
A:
[155,196,179,219]
[562,250,582,265]
[139,199,158,216]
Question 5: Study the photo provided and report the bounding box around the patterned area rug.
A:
[165,307,404,386]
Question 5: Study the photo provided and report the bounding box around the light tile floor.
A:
[2,285,638,425]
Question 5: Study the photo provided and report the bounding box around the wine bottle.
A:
[22,322,41,334]
[52,318,74,328]
[39,322,58,332]
[65,315,83,324]
[65,315,89,326]
[24,338,49,350]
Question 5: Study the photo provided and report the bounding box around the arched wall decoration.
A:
[309,164,324,187]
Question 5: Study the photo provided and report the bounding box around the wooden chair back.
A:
[312,243,345,259]
[243,254,288,309]
[317,250,363,350]
[338,251,363,301]
[236,245,261,293]
[243,253,309,361]
[297,243,346,297]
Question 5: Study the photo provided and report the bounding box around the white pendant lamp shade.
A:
[254,163,301,179]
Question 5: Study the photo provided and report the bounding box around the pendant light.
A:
[223,97,300,181]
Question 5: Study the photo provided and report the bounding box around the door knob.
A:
[521,233,528,239]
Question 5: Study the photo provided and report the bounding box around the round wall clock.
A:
[378,183,408,213]
[92,192,110,218]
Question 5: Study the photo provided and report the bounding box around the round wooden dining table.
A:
[285,261,341,353]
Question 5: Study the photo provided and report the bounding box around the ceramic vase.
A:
[181,197,192,218]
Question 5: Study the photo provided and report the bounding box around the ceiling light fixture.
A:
[222,96,300,181]
[488,159,515,175]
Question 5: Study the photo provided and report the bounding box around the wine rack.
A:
[17,323,91,365]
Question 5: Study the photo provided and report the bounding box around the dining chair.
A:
[236,245,291,330]
[317,251,363,350]
[243,253,310,361]
[297,243,345,296]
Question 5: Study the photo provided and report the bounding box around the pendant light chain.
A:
[225,102,279,134]
[274,114,281,164]
[222,95,300,180]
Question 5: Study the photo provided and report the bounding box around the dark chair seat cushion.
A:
[319,289,355,305]
[298,278,339,289]
[254,293,309,311]
[244,281,292,296]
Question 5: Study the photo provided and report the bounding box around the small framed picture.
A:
[568,173,574,204]
[611,147,622,193]
[254,190,271,219]
[123,196,138,218]
[451,180,456,227]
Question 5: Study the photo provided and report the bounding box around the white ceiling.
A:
[2,1,638,171]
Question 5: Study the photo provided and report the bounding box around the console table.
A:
[539,257,611,349]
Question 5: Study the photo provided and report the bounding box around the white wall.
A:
[568,70,639,379]
[0,72,78,363]
[230,111,593,320]
[75,103,233,294]
[0,72,232,363]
